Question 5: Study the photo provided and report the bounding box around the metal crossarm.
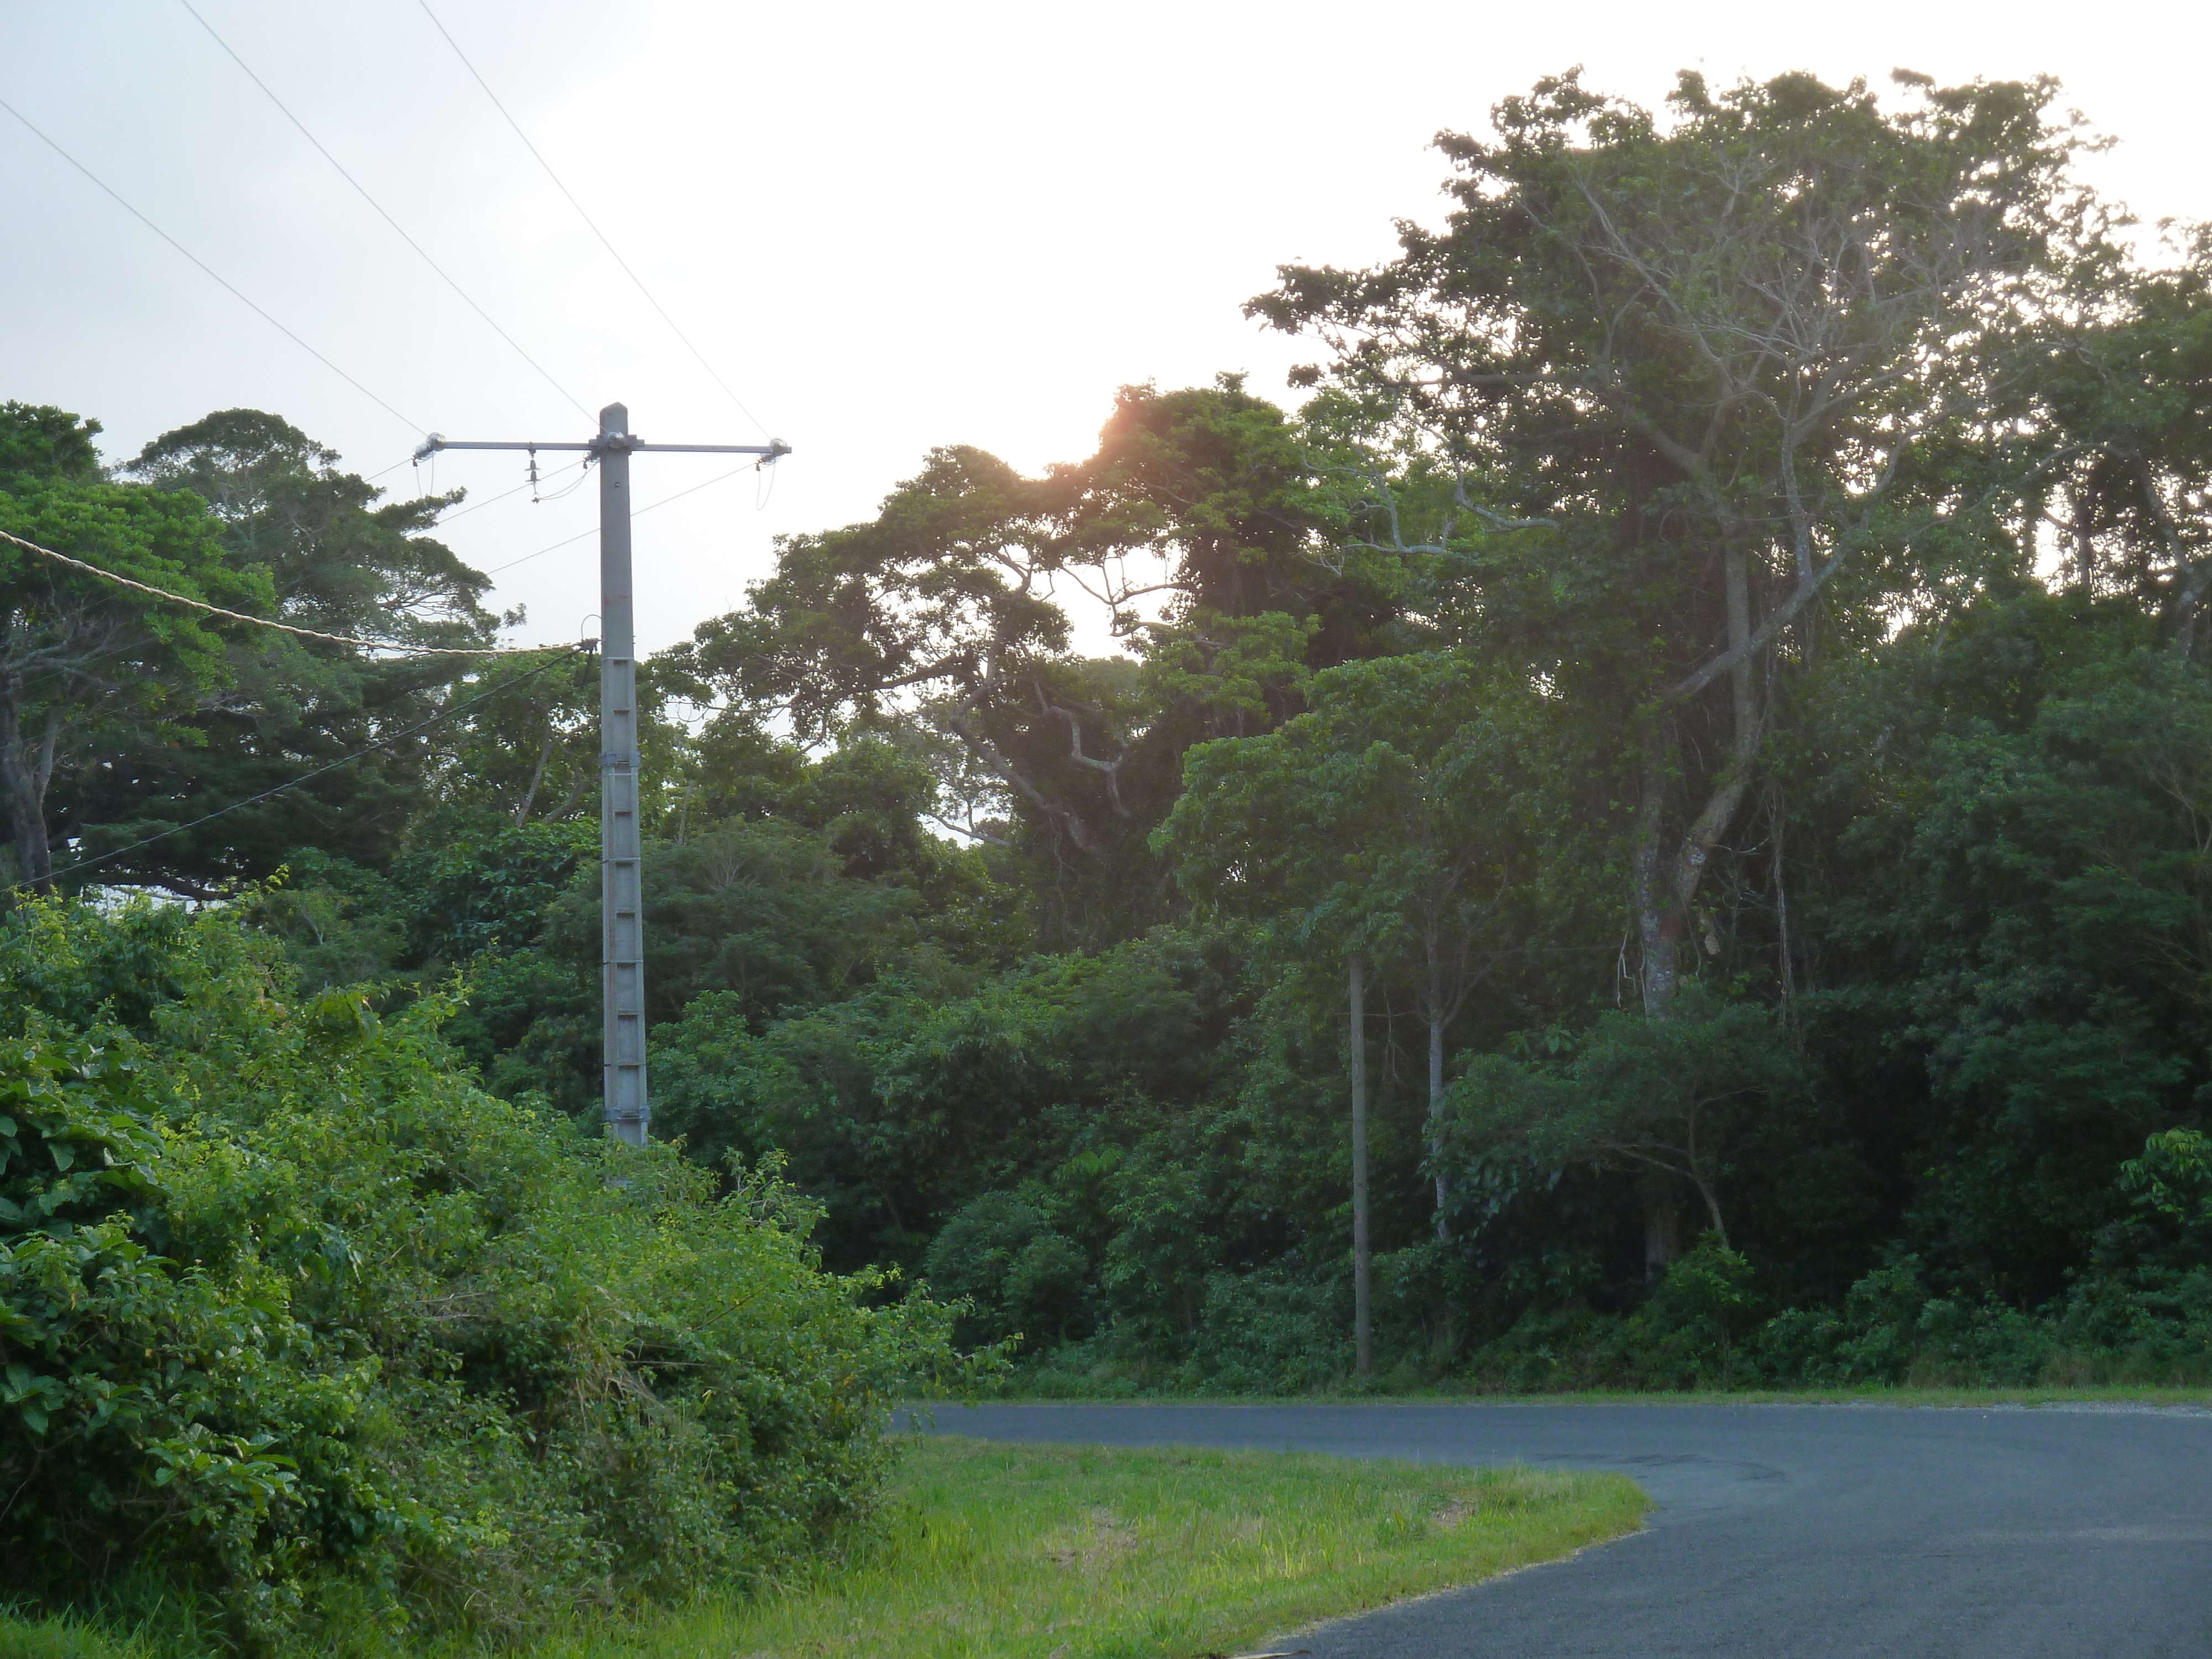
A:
[416,404,791,1145]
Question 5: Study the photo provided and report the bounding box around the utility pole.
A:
[417,404,788,1145]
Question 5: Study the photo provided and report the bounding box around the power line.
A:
[483,461,754,575]
[175,0,590,422]
[436,457,589,524]
[0,526,572,656]
[46,645,588,885]
[414,0,774,440]
[0,95,425,435]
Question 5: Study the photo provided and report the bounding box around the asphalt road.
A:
[916,1401,2212,1657]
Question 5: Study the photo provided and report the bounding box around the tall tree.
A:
[61,410,502,893]
[1162,650,1556,1354]
[0,404,246,891]
[670,380,1369,941]
[1255,69,2091,1011]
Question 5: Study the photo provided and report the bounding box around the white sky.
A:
[4,0,2206,655]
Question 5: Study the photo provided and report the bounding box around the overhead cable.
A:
[0,96,424,435]
[436,457,589,523]
[414,0,773,439]
[175,0,590,422]
[483,461,754,575]
[45,645,589,885]
[0,527,573,656]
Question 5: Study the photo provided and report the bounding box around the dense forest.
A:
[8,60,2212,1640]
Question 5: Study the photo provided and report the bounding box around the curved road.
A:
[920,1402,2212,1656]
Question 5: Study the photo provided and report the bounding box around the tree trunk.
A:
[1691,1172,1730,1251]
[514,728,557,827]
[0,676,53,892]
[1428,1012,1451,1245]
[1427,1005,1457,1361]
[944,706,1109,855]
[1644,1189,1681,1282]
[1349,953,1371,1379]
[1637,547,1764,1014]
[1770,781,1796,1005]
[1634,719,1682,1014]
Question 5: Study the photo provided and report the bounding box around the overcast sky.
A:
[4,1,2206,654]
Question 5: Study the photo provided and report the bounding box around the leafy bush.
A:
[1180,1262,1350,1392]
[0,898,974,1650]
[1457,1238,1762,1392]
[1450,1132,2212,1394]
[921,1191,1093,1350]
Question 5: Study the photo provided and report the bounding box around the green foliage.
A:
[60,410,500,896]
[921,1191,1092,1349]
[0,899,973,1649]
[1164,651,1554,957]
[650,925,1253,1275]
[1793,596,2212,1300]
[2121,1129,2212,1230]
[0,403,102,490]
[0,425,252,890]
[668,378,1387,946]
[1452,989,1801,1250]
[1457,1130,2212,1394]
[399,816,597,964]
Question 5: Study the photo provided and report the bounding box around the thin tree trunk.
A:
[1349,953,1371,1379]
[2073,484,2096,591]
[549,769,592,822]
[514,729,557,827]
[1687,1106,1729,1249]
[0,676,53,891]
[1724,546,1757,778]
[1644,1190,1681,1282]
[1634,719,1681,1014]
[944,706,1109,856]
[1668,546,1764,921]
[1428,1012,1451,1245]
[1428,1004,1457,1362]
[1691,1174,1730,1251]
[1771,781,1796,1005]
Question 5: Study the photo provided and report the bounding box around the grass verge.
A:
[0,1436,1647,1659]
[561,1436,1646,1659]
[0,1618,141,1659]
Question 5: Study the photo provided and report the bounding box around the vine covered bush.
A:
[0,898,973,1650]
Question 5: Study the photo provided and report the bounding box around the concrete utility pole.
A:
[417,405,788,1145]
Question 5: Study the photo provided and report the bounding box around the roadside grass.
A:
[541,1437,1645,1659]
[0,1617,145,1659]
[0,1437,1646,1659]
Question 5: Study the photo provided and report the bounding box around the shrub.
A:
[1457,1238,1762,1392]
[1181,1261,1350,1392]
[922,1190,1094,1349]
[0,898,974,1650]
